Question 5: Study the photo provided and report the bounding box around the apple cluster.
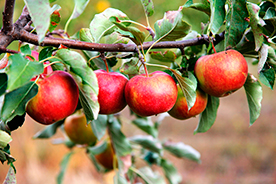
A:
[25,49,248,126]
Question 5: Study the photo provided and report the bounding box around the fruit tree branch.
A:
[0,6,31,50]
[0,5,225,55]
[1,0,15,34]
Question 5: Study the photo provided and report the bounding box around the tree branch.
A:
[0,6,31,50]
[18,30,223,53]
[0,4,225,55]
[1,0,15,34]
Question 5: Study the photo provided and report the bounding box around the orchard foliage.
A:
[0,0,276,183]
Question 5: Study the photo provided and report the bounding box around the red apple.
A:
[168,86,208,120]
[194,50,248,97]
[95,69,128,114]
[0,54,9,70]
[26,70,79,125]
[124,71,178,117]
[64,111,97,145]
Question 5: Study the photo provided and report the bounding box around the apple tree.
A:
[0,0,275,183]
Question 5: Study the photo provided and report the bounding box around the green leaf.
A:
[225,0,249,49]
[120,57,140,75]
[90,114,107,140]
[109,17,146,45]
[154,9,191,41]
[7,54,44,91]
[101,32,130,44]
[183,0,211,16]
[20,45,32,56]
[114,172,129,184]
[259,68,275,89]
[0,130,12,149]
[0,148,16,165]
[3,166,16,184]
[57,151,74,184]
[137,167,166,184]
[89,8,129,43]
[150,50,177,62]
[65,0,90,32]
[132,117,158,138]
[70,0,89,19]
[234,30,256,54]
[55,49,99,121]
[129,135,162,154]
[140,0,154,17]
[0,73,7,96]
[79,28,94,42]
[49,5,61,32]
[244,74,263,126]
[1,82,38,122]
[171,70,197,110]
[33,120,64,139]
[258,44,269,73]
[247,2,264,51]
[39,46,55,61]
[86,141,109,172]
[160,159,182,184]
[194,95,220,134]
[163,141,201,163]
[24,0,52,43]
[208,0,226,34]
[108,116,132,157]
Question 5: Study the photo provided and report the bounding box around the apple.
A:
[95,69,128,114]
[168,86,208,120]
[26,70,79,125]
[64,111,97,145]
[124,71,178,117]
[0,54,9,70]
[194,49,248,97]
[95,140,116,170]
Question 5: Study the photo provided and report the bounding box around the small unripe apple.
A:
[64,112,97,145]
[168,86,208,120]
[95,140,116,170]
[124,71,178,117]
[194,50,248,97]
[95,69,128,114]
[26,70,79,125]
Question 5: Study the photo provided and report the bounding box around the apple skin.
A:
[194,50,248,97]
[124,71,178,117]
[95,140,115,170]
[26,70,79,125]
[95,69,128,114]
[64,112,97,145]
[168,86,208,120]
[0,55,8,70]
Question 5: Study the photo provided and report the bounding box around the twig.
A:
[1,0,15,34]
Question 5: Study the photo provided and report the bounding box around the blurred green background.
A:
[1,0,276,184]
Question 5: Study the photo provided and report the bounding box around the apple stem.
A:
[140,56,149,77]
[211,40,217,53]
[100,52,109,73]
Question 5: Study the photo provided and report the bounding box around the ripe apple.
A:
[26,70,79,125]
[168,86,208,120]
[124,71,178,117]
[194,49,248,97]
[64,111,97,145]
[95,140,116,170]
[95,69,128,114]
[0,54,9,70]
